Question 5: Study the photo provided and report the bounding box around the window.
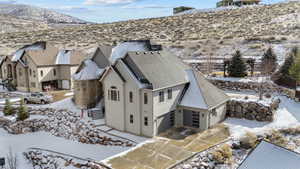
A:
[144,117,148,126]
[130,115,134,124]
[40,70,43,77]
[33,71,36,78]
[109,86,119,101]
[31,82,36,88]
[159,91,164,102]
[53,69,56,76]
[168,89,172,99]
[29,69,32,76]
[144,93,148,104]
[129,92,133,103]
[170,112,175,126]
[212,109,217,116]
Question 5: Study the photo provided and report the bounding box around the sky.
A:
[0,0,285,23]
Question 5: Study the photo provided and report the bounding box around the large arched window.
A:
[108,86,119,101]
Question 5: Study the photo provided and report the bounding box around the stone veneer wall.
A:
[226,99,280,122]
[209,79,296,99]
[73,80,102,109]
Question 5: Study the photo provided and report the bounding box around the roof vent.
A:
[150,52,154,54]
[157,51,160,54]
[136,52,139,55]
[144,52,147,55]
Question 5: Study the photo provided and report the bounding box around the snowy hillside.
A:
[0,4,88,24]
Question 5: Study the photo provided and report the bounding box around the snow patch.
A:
[110,42,148,63]
[73,59,104,80]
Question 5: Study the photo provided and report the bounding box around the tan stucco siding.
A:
[115,62,143,136]
[26,55,41,92]
[153,84,185,118]
[141,89,154,137]
[208,103,227,127]
[37,67,59,82]
[103,69,125,131]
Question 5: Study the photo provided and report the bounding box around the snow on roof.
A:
[11,43,44,62]
[11,49,25,62]
[239,141,300,169]
[110,42,148,64]
[73,59,104,81]
[179,69,208,110]
[297,86,300,91]
[55,50,71,65]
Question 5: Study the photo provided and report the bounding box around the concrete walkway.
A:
[106,125,229,169]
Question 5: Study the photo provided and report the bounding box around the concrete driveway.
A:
[106,124,229,169]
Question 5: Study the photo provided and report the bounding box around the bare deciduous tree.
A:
[6,148,17,169]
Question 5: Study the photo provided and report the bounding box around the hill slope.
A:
[0,4,87,24]
[0,2,299,59]
[0,14,49,33]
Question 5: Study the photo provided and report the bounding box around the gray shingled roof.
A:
[125,50,190,89]
[239,140,300,169]
[180,69,229,110]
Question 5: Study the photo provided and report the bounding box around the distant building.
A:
[0,42,86,92]
[217,0,261,7]
[173,6,195,14]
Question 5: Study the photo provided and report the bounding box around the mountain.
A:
[0,4,88,24]
[0,14,49,33]
[0,1,299,59]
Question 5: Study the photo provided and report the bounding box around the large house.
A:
[97,40,229,137]
[0,42,86,92]
[217,0,261,7]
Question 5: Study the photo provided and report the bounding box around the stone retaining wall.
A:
[1,108,134,147]
[24,150,107,169]
[209,79,296,99]
[226,99,280,122]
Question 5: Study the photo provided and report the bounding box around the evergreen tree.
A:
[280,47,298,75]
[289,50,300,82]
[261,47,277,75]
[228,50,247,77]
[3,98,14,116]
[17,98,29,121]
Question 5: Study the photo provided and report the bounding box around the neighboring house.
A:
[99,42,229,137]
[238,140,300,169]
[0,41,86,92]
[217,0,260,7]
[73,46,112,109]
[72,40,161,109]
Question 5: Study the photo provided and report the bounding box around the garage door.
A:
[183,110,200,128]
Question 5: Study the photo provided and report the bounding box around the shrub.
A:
[212,144,233,164]
[266,130,288,147]
[265,93,272,98]
[3,99,15,116]
[240,132,258,149]
[17,98,29,121]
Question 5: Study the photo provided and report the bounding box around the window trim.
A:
[159,91,164,102]
[167,89,172,99]
[129,91,133,103]
[144,117,148,126]
[130,114,134,124]
[144,93,148,104]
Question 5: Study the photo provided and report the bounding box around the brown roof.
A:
[26,43,86,66]
[27,43,59,66]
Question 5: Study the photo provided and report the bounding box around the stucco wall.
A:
[153,84,185,118]
[103,69,125,131]
[208,103,227,127]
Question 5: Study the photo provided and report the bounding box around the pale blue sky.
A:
[0,0,284,23]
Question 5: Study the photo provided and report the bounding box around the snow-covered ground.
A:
[208,76,270,83]
[224,91,300,139]
[0,128,137,169]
